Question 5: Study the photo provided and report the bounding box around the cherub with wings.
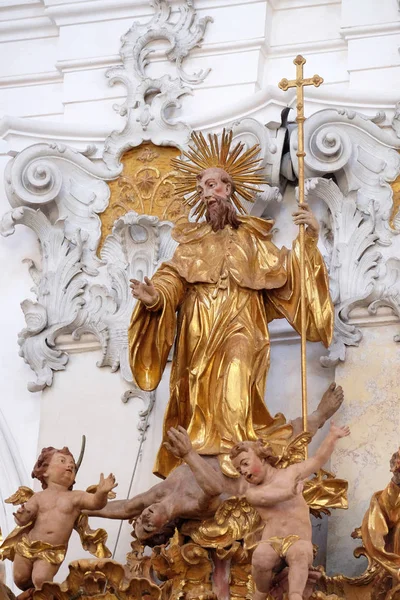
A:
[230,422,350,600]
[0,446,117,592]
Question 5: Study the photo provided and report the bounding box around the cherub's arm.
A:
[165,427,224,497]
[75,473,118,511]
[86,484,164,519]
[13,495,38,526]
[245,478,303,508]
[290,422,350,480]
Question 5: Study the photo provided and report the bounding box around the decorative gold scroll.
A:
[99,143,189,253]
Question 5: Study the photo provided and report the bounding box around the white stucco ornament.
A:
[104,0,213,169]
[2,0,400,396]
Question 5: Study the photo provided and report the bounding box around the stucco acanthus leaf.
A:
[73,213,176,383]
[0,206,87,392]
[103,0,212,169]
[304,178,381,367]
[1,182,177,392]
[294,108,400,246]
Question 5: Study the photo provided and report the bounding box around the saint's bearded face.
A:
[196,167,240,232]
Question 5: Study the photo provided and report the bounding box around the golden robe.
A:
[361,480,400,578]
[129,216,333,478]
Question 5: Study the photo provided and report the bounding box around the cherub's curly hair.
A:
[32,446,76,489]
[229,439,280,467]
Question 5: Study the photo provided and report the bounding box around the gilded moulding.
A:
[31,559,161,600]
[99,143,189,253]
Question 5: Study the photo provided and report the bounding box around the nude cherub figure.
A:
[230,422,350,600]
[88,384,345,546]
[11,446,117,591]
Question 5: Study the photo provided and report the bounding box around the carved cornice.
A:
[0,16,58,41]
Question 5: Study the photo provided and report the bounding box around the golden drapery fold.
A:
[129,216,333,478]
[361,480,400,578]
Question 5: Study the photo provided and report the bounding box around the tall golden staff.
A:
[278,56,323,447]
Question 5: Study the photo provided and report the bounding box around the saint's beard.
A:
[204,196,241,232]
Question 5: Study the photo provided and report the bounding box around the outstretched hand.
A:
[292,202,320,239]
[164,426,193,458]
[130,277,159,307]
[97,473,118,495]
[329,422,350,439]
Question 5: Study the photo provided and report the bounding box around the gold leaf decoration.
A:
[182,497,261,549]
[99,143,188,254]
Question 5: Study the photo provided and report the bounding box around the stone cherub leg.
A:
[285,541,314,600]
[14,557,59,592]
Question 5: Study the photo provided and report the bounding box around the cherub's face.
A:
[231,449,265,485]
[44,452,76,488]
[134,503,168,541]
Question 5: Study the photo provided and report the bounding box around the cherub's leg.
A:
[13,555,33,591]
[284,540,313,600]
[31,560,60,589]
[252,543,281,600]
[291,383,344,437]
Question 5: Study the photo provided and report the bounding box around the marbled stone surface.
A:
[327,323,400,576]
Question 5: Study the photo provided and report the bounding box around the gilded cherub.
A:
[0,446,117,591]
[230,422,350,600]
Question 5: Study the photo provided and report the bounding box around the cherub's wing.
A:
[182,496,260,548]
[303,469,348,518]
[5,487,34,506]
[276,432,312,469]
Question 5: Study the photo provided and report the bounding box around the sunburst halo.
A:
[171,129,267,218]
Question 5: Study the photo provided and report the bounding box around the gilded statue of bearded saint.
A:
[128,131,333,479]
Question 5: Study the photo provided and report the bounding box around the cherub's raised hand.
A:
[330,422,350,439]
[292,202,320,239]
[164,426,192,458]
[130,277,159,307]
[13,503,33,526]
[97,473,118,495]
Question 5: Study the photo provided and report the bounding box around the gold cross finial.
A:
[278,54,323,192]
[278,55,323,93]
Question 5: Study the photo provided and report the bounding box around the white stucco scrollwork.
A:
[305,175,400,366]
[294,109,400,246]
[305,178,380,366]
[104,0,212,168]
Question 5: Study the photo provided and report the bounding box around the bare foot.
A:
[315,383,344,428]
[290,383,344,437]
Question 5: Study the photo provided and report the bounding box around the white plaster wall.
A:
[1,0,400,587]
